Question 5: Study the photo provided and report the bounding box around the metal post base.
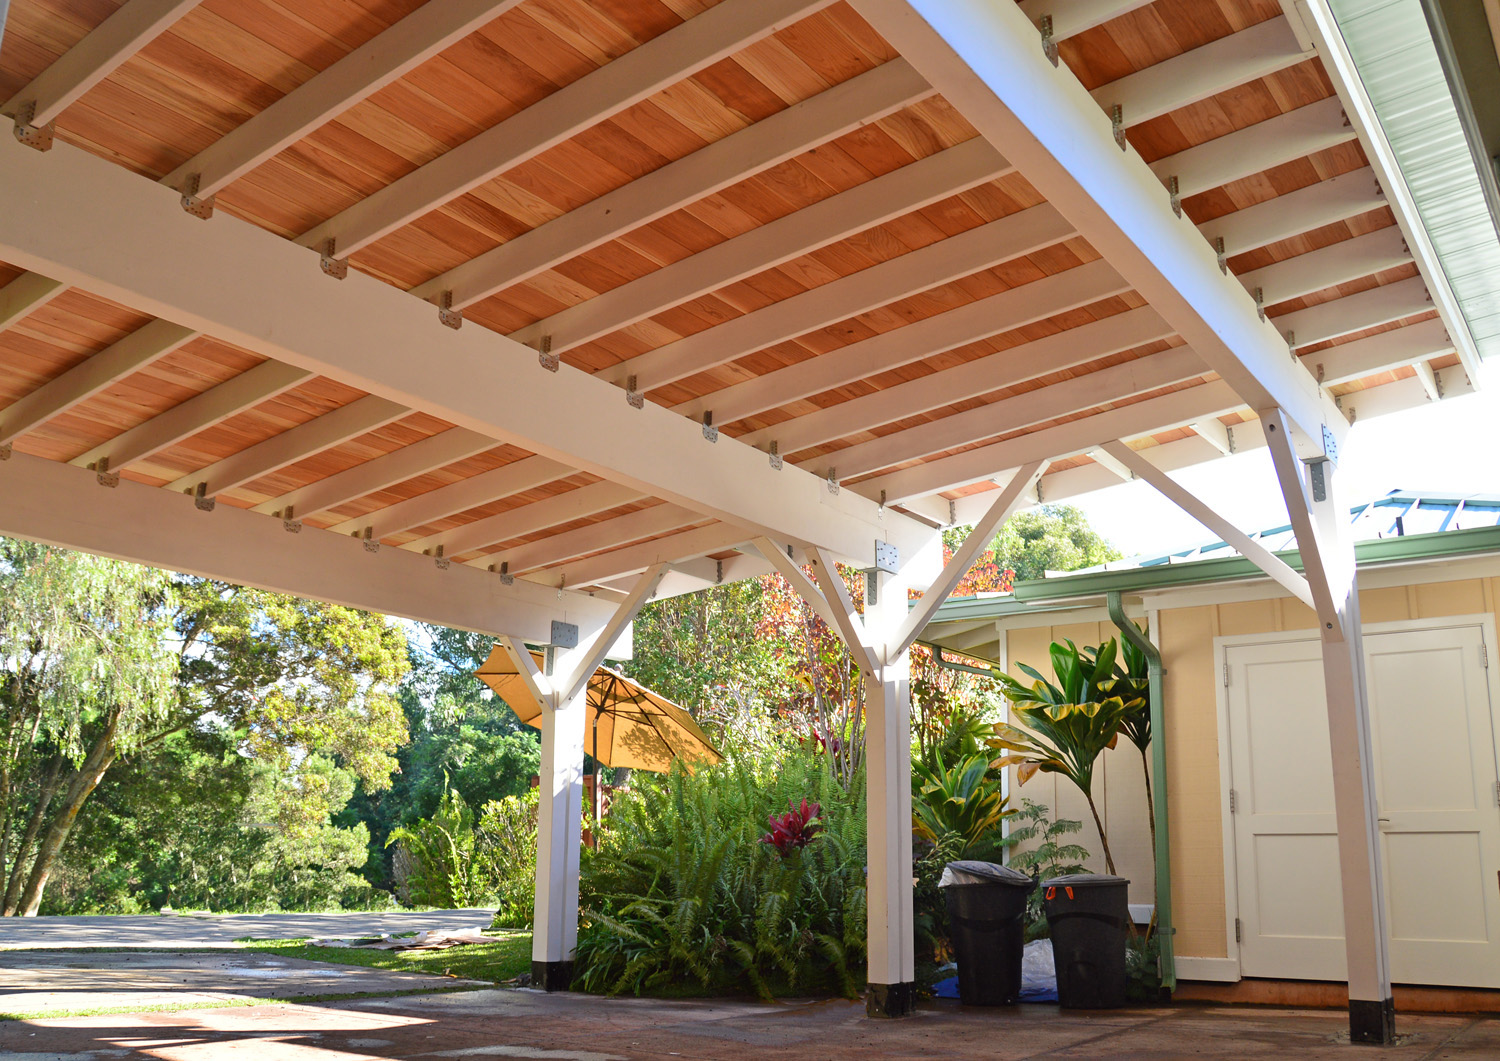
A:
[866,981,916,1018]
[1348,997,1396,1044]
[532,960,574,992]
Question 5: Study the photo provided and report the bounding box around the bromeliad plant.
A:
[911,752,1013,861]
[990,639,1139,874]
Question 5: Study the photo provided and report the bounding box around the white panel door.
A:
[1226,624,1500,987]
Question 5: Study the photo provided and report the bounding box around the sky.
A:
[1068,368,1500,560]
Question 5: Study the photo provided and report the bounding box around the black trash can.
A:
[1042,873,1130,1009]
[942,861,1036,1006]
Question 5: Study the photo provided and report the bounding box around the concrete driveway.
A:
[0,909,496,949]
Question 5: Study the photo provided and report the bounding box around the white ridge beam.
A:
[0,319,197,447]
[0,450,616,640]
[510,138,1010,354]
[1274,276,1431,348]
[298,0,838,257]
[1100,438,1315,608]
[816,345,1206,481]
[164,0,527,200]
[1237,228,1410,307]
[1093,18,1309,128]
[1152,97,1355,199]
[412,58,935,310]
[737,303,1172,455]
[1304,318,1452,385]
[851,0,1338,454]
[0,134,931,560]
[605,201,1071,393]
[2,0,203,128]
[327,455,572,539]
[682,257,1129,426]
[71,361,311,472]
[1019,0,1150,40]
[165,394,408,496]
[1201,169,1384,257]
[252,428,496,518]
[0,271,67,335]
[492,503,703,575]
[407,480,643,558]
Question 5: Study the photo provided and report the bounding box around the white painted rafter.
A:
[2,0,203,128]
[1018,0,1150,40]
[1201,169,1384,257]
[163,0,527,200]
[1236,227,1410,307]
[411,58,935,311]
[509,138,1010,354]
[495,504,704,576]
[1086,447,1135,482]
[1152,97,1355,199]
[406,480,643,558]
[1274,275,1430,348]
[0,271,67,335]
[1304,318,1452,385]
[327,455,572,539]
[605,201,1070,394]
[537,523,750,592]
[298,0,839,258]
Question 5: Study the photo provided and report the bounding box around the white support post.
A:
[504,561,669,992]
[1262,408,1394,1045]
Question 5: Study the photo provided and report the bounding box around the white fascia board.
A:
[0,319,197,447]
[850,0,1340,457]
[1304,317,1453,385]
[1093,17,1311,129]
[1018,0,1151,41]
[298,0,840,257]
[0,450,616,639]
[1200,168,1385,257]
[1275,275,1431,348]
[1297,0,1484,383]
[509,138,1010,354]
[1236,227,1410,307]
[0,270,67,335]
[1152,97,1355,199]
[684,257,1130,427]
[164,0,527,199]
[2,0,203,127]
[0,136,931,561]
[413,58,935,310]
[607,202,1073,394]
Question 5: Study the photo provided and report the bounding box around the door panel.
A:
[1226,624,1500,987]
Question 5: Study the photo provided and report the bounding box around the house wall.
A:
[1002,573,1500,966]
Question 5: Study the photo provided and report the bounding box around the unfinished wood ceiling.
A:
[0,0,1469,598]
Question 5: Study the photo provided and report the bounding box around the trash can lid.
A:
[1041,872,1129,887]
[940,860,1035,887]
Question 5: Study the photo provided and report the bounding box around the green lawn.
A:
[240,931,533,985]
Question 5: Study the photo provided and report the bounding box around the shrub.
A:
[481,789,539,928]
[572,747,866,999]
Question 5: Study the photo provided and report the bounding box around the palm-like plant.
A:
[911,752,1013,859]
[1088,631,1154,853]
[989,640,1136,874]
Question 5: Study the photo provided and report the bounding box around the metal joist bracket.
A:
[192,481,215,511]
[1214,236,1227,275]
[537,334,558,372]
[768,441,783,471]
[874,540,898,574]
[0,442,10,461]
[488,561,515,586]
[360,526,379,553]
[320,239,348,280]
[1168,175,1181,219]
[280,504,302,533]
[179,174,215,220]
[12,102,53,152]
[1111,104,1127,151]
[93,456,118,488]
[625,375,644,410]
[550,620,579,649]
[702,411,718,443]
[826,469,839,495]
[1040,14,1058,66]
[438,291,462,330]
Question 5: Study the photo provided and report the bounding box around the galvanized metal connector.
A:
[361,526,379,554]
[320,239,348,280]
[1112,105,1127,150]
[702,411,718,443]
[94,456,119,488]
[0,442,11,461]
[12,102,53,151]
[768,441,782,471]
[179,174,215,220]
[193,481,215,511]
[279,505,302,533]
[826,469,839,495]
[1040,15,1059,66]
[428,544,450,570]
[438,291,463,330]
[1168,175,1181,219]
[537,334,558,372]
[1215,236,1227,275]
[625,375,644,409]
[489,561,515,586]
[1253,286,1265,322]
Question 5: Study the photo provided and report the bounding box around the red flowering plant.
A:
[759,797,823,857]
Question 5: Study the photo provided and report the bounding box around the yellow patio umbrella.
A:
[475,645,723,827]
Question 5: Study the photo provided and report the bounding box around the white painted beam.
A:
[164,0,526,200]
[1304,317,1452,385]
[1275,275,1430,348]
[509,138,1010,354]
[2,0,202,128]
[0,319,197,447]
[1093,18,1309,128]
[606,201,1071,394]
[1412,360,1442,402]
[70,360,312,472]
[327,455,572,539]
[1152,97,1355,199]
[1191,417,1236,456]
[251,428,496,518]
[683,257,1130,427]
[0,135,932,560]
[298,0,838,257]
[736,303,1171,455]
[165,394,408,496]
[412,58,935,310]
[0,450,615,639]
[1018,0,1150,40]
[816,345,1206,481]
[406,480,643,558]
[495,503,703,576]
[1200,169,1384,257]
[1099,437,1315,607]
[535,522,750,592]
[0,270,67,335]
[1237,227,1410,307]
[851,0,1338,455]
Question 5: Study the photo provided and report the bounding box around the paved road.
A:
[0,909,497,949]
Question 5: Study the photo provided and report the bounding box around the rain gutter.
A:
[1107,590,1173,993]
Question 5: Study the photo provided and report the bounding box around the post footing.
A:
[532,960,574,992]
[866,981,916,1018]
[1349,997,1395,1044]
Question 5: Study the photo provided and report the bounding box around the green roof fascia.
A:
[927,523,1500,623]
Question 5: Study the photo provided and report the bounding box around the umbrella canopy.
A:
[474,646,722,774]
